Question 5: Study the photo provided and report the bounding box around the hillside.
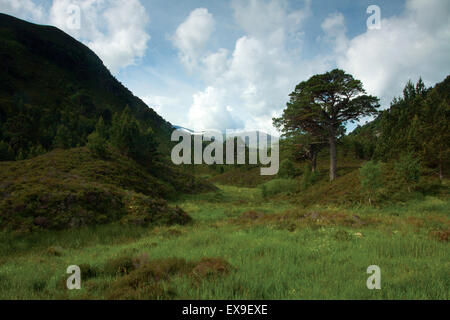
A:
[0,13,172,158]
[0,147,216,232]
[0,14,217,232]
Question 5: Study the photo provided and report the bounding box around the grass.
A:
[0,184,448,300]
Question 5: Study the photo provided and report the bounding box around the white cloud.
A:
[0,0,45,22]
[175,0,313,134]
[336,0,450,106]
[188,87,243,132]
[141,94,181,117]
[320,12,348,54]
[172,8,215,71]
[1,0,152,73]
[48,0,150,73]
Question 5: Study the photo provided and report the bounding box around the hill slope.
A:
[0,147,217,232]
[0,13,171,157]
[0,14,217,232]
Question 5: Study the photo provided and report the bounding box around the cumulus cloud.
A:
[0,0,151,73]
[172,8,215,71]
[0,0,45,22]
[49,0,150,73]
[141,94,181,117]
[320,12,347,54]
[188,87,243,132]
[176,0,449,134]
[336,0,450,106]
[174,0,312,133]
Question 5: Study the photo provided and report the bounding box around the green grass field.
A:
[0,184,448,300]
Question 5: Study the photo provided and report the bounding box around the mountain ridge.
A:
[0,13,172,158]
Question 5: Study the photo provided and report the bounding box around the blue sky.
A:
[1,0,449,135]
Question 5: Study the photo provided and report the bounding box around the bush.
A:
[359,160,383,204]
[278,159,297,178]
[394,153,421,192]
[87,117,108,158]
[87,131,107,158]
[260,178,298,197]
[300,163,318,191]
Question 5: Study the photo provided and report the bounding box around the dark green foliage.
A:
[394,153,422,192]
[28,144,46,159]
[87,117,108,158]
[0,13,172,159]
[53,124,73,149]
[274,69,380,181]
[0,147,210,232]
[110,107,158,162]
[374,77,449,179]
[359,161,383,204]
[278,159,297,178]
[87,131,107,158]
[300,163,318,190]
[0,141,14,161]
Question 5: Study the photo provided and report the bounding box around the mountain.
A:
[0,13,172,158]
[0,14,215,232]
[173,126,279,148]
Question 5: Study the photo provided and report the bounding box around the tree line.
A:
[274,69,449,182]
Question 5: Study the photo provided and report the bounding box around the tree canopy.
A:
[274,69,380,181]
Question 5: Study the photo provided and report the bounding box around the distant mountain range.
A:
[172,126,279,148]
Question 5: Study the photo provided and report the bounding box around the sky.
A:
[1,0,449,135]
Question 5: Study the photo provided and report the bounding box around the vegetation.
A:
[274,69,380,181]
[0,147,215,232]
[0,185,448,299]
[0,13,448,300]
[0,13,172,161]
[359,161,383,205]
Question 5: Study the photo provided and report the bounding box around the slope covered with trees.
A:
[0,14,214,232]
[0,13,172,160]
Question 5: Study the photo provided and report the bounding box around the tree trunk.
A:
[329,133,337,182]
[311,152,317,172]
[439,162,443,181]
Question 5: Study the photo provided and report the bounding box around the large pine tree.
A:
[274,69,380,181]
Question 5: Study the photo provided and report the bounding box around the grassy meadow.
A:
[0,183,448,300]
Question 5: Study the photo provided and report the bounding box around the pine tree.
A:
[53,124,72,149]
[87,117,108,158]
[274,69,379,181]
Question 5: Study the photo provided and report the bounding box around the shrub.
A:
[394,153,421,192]
[359,160,383,205]
[278,159,297,178]
[87,117,108,158]
[87,131,107,158]
[300,163,318,191]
